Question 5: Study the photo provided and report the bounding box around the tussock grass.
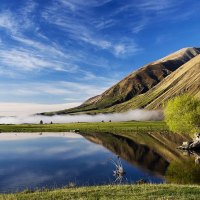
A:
[1,184,200,200]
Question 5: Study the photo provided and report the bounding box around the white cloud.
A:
[113,41,141,57]
[42,0,141,57]
[137,0,175,12]
[0,49,64,71]
[0,81,112,104]
[12,35,70,59]
[114,44,125,56]
[0,6,120,77]
[0,37,80,73]
[0,11,18,33]
[0,103,80,116]
[18,0,37,29]
[111,0,187,35]
[132,18,148,34]
[95,19,116,31]
[58,0,112,10]
[20,0,37,16]
[0,0,37,34]
[0,2,81,74]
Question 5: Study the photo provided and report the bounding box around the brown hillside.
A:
[81,47,200,109]
[106,54,200,112]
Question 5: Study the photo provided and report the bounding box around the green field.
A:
[0,184,200,200]
[0,121,168,133]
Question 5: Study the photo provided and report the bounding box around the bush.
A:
[164,95,200,135]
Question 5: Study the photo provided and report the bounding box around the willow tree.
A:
[164,95,200,136]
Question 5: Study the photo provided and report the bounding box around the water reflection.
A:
[182,150,200,165]
[165,150,200,184]
[81,132,169,175]
[0,132,163,193]
[81,132,200,185]
[1,131,198,193]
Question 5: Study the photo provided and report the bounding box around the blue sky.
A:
[0,0,200,108]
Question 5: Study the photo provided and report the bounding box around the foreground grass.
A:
[0,121,168,133]
[1,184,200,200]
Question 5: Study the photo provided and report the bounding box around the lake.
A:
[0,132,166,193]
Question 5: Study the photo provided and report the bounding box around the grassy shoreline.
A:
[0,121,168,133]
[1,184,200,200]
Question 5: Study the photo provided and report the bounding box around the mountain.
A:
[42,47,200,115]
[106,53,200,112]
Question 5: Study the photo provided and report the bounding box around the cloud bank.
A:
[0,102,81,116]
[0,109,163,124]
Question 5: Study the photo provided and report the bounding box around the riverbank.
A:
[0,184,200,200]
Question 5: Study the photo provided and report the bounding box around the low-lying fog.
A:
[0,109,163,124]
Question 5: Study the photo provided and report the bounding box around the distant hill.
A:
[105,53,200,112]
[42,47,200,115]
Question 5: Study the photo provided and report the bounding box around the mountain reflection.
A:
[81,132,200,184]
[81,132,169,176]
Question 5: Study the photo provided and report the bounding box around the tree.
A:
[164,95,200,136]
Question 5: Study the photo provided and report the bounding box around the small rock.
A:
[183,141,190,146]
[189,140,200,149]
[194,133,200,142]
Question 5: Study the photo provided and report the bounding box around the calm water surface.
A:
[0,132,164,193]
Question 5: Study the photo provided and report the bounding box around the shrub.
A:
[164,95,200,135]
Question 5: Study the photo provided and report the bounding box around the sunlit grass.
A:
[1,184,200,200]
[0,121,168,133]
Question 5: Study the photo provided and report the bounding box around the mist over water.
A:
[0,110,163,124]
